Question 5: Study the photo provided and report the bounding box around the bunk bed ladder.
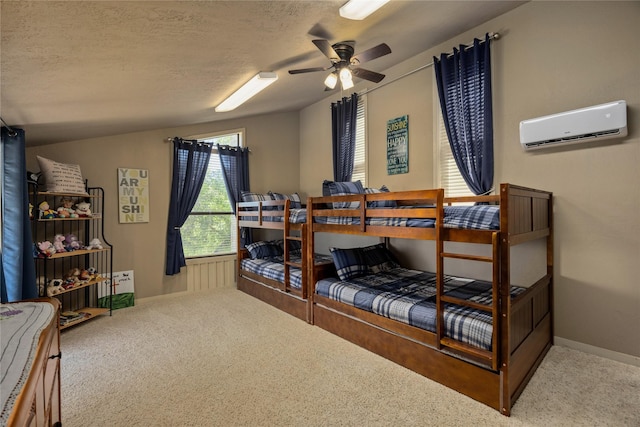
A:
[437,231,501,370]
[283,200,305,296]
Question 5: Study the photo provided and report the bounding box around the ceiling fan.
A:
[288,39,391,90]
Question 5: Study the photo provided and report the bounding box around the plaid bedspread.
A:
[315,267,524,350]
[312,205,500,230]
[240,254,333,290]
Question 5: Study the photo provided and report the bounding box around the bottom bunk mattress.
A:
[240,254,333,290]
[315,268,525,350]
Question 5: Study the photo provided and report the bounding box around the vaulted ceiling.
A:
[1,1,525,146]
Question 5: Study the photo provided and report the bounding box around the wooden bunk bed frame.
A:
[236,198,333,322]
[306,183,553,416]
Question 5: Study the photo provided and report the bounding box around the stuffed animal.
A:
[37,241,56,257]
[63,268,81,289]
[79,269,92,281]
[86,238,103,250]
[75,201,92,217]
[64,233,83,251]
[29,203,34,219]
[53,234,67,253]
[38,201,56,219]
[46,279,64,296]
[56,197,78,218]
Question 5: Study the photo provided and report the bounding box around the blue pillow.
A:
[364,185,397,208]
[274,239,302,255]
[240,192,273,203]
[322,180,365,209]
[361,243,399,273]
[329,246,370,280]
[245,241,283,259]
[268,191,302,209]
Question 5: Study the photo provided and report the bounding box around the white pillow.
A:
[37,155,88,195]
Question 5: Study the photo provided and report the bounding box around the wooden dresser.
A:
[1,298,62,427]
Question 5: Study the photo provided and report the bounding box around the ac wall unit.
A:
[519,100,627,150]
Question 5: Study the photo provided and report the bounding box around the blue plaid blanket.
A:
[315,267,524,350]
[311,205,499,230]
[241,254,333,290]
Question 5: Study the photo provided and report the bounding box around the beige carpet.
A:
[60,287,640,426]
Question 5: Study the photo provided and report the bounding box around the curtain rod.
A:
[165,137,251,152]
[359,32,499,97]
[0,116,18,136]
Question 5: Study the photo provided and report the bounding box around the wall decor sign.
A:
[118,168,149,223]
[387,115,409,175]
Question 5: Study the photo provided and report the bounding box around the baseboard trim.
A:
[555,336,640,367]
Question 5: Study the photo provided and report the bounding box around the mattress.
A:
[315,267,524,350]
[240,254,333,289]
[312,205,500,230]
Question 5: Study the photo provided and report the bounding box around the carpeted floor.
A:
[59,287,640,426]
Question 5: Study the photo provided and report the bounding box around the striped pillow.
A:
[322,180,365,209]
[364,185,397,208]
[329,246,370,280]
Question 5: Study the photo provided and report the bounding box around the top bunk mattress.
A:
[312,205,499,230]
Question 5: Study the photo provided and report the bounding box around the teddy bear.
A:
[86,238,103,250]
[38,201,56,219]
[46,279,64,296]
[56,197,78,218]
[75,201,92,217]
[64,233,83,251]
[53,234,67,253]
[37,241,56,257]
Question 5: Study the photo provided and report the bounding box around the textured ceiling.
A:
[0,1,524,146]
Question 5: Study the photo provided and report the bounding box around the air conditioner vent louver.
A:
[520,101,627,150]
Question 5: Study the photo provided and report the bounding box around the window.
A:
[434,99,472,197]
[351,95,367,186]
[180,130,242,258]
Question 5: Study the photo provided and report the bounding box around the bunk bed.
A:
[306,183,553,416]
[236,195,334,322]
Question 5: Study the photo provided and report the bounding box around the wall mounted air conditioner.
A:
[519,100,627,150]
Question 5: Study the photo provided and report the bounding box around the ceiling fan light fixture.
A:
[324,72,338,89]
[215,72,278,112]
[339,0,390,20]
[339,67,354,89]
[341,78,354,90]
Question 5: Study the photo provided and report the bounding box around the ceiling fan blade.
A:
[308,23,333,40]
[351,67,385,83]
[288,66,330,75]
[312,39,340,62]
[351,43,391,65]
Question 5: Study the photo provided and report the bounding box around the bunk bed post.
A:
[236,202,242,281]
[284,199,291,294]
[499,183,512,415]
[490,231,501,372]
[307,197,315,324]
[435,189,444,349]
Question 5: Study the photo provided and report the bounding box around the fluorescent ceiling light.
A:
[339,0,390,20]
[215,72,278,112]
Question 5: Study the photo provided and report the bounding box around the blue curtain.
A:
[217,145,250,215]
[434,33,494,195]
[218,145,251,246]
[1,127,38,302]
[165,138,212,275]
[331,93,359,182]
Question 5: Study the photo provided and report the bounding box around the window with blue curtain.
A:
[434,33,494,195]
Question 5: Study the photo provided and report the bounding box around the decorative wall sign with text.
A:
[118,168,149,223]
[387,115,409,175]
